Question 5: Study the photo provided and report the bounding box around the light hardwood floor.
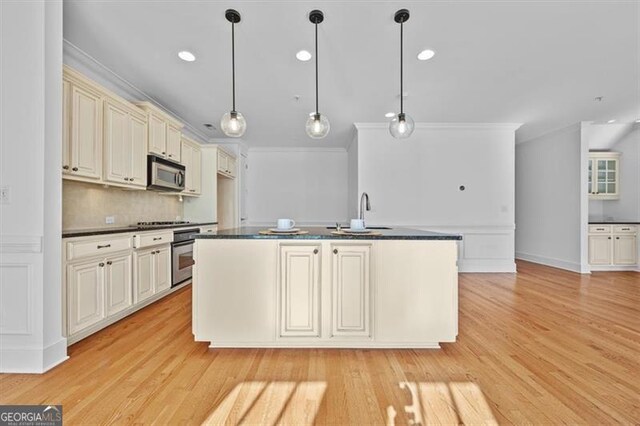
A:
[1,261,638,425]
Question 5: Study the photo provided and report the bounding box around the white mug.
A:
[277,218,296,230]
[350,219,365,230]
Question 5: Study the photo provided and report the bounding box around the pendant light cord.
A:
[315,21,319,115]
[232,20,236,112]
[400,19,404,115]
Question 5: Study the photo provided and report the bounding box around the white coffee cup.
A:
[277,218,296,230]
[350,219,365,230]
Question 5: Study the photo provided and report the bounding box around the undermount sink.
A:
[326,226,392,230]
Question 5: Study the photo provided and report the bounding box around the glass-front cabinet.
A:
[588,152,620,200]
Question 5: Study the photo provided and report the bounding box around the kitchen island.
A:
[192,227,462,348]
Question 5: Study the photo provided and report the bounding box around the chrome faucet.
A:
[359,192,371,221]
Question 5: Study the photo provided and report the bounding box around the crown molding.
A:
[354,122,523,131]
[63,39,210,144]
[515,122,583,145]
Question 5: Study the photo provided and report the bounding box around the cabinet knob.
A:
[99,262,104,267]
[106,261,112,265]
[129,178,134,182]
[313,248,318,254]
[333,249,338,254]
[616,237,620,240]
[62,165,69,170]
[162,151,166,155]
[153,237,162,241]
[124,177,129,181]
[608,237,612,240]
[72,167,78,172]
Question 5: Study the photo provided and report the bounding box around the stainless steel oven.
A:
[172,228,198,287]
[148,154,185,192]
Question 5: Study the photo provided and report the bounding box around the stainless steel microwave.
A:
[147,155,185,192]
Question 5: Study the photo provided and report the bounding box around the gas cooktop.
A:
[134,221,191,228]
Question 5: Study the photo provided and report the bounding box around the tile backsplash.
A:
[63,180,183,229]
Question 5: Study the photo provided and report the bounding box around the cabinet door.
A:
[70,84,102,179]
[134,249,155,303]
[192,147,202,194]
[613,235,637,265]
[589,235,612,265]
[331,245,371,337]
[279,245,321,337]
[128,114,147,187]
[103,99,130,184]
[227,156,237,178]
[166,125,182,162]
[595,158,618,196]
[62,79,71,174]
[68,260,105,335]
[217,150,228,174]
[105,253,133,316]
[155,246,172,293]
[181,142,193,192]
[148,113,166,156]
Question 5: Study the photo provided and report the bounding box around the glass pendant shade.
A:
[220,111,246,137]
[389,113,415,139]
[305,113,330,139]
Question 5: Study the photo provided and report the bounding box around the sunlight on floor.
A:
[203,381,327,425]
[388,382,498,425]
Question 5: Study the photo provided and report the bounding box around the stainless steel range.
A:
[171,228,198,287]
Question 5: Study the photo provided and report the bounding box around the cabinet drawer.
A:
[133,231,174,249]
[67,235,132,261]
[200,225,217,234]
[589,225,611,234]
[614,225,636,234]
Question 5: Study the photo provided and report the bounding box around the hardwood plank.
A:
[0,262,638,425]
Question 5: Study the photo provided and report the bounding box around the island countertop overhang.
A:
[192,226,462,241]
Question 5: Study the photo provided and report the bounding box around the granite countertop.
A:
[193,226,462,241]
[63,222,218,238]
[589,221,640,225]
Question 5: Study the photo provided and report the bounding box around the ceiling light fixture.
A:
[220,9,246,138]
[389,9,415,139]
[178,51,196,62]
[607,119,616,123]
[417,49,435,61]
[305,10,330,139]
[296,50,312,61]
[635,119,640,123]
[385,112,395,118]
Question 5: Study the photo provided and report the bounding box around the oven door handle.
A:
[172,240,194,248]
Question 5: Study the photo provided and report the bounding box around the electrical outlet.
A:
[105,216,115,224]
[0,186,11,204]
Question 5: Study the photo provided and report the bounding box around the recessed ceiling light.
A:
[385,112,395,118]
[635,119,640,123]
[607,119,616,123]
[178,51,196,62]
[417,49,436,61]
[296,50,312,61]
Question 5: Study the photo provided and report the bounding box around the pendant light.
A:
[220,9,246,138]
[389,9,415,139]
[305,10,330,139]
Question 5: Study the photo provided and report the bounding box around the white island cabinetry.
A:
[193,229,460,348]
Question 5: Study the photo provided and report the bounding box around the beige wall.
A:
[63,180,183,229]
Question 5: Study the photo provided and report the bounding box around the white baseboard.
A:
[589,264,640,272]
[459,260,516,273]
[0,339,68,374]
[43,338,69,372]
[515,252,588,273]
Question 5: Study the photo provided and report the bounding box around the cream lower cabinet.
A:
[68,253,132,335]
[134,245,171,303]
[588,225,638,269]
[278,243,372,339]
[279,244,321,337]
[613,235,637,265]
[589,235,612,265]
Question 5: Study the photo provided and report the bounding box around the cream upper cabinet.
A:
[217,149,236,178]
[62,80,71,172]
[65,80,103,180]
[181,137,202,195]
[105,253,133,317]
[148,112,167,157]
[135,102,183,161]
[279,244,321,337]
[588,152,620,200]
[67,259,105,335]
[331,244,372,337]
[104,97,147,188]
[166,125,182,162]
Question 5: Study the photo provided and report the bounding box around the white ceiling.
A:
[63,0,639,147]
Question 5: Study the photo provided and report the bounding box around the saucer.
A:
[269,228,300,233]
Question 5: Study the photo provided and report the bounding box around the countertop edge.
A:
[62,222,218,238]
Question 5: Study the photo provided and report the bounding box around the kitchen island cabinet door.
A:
[279,245,321,337]
[105,254,133,316]
[68,260,105,335]
[331,245,371,337]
